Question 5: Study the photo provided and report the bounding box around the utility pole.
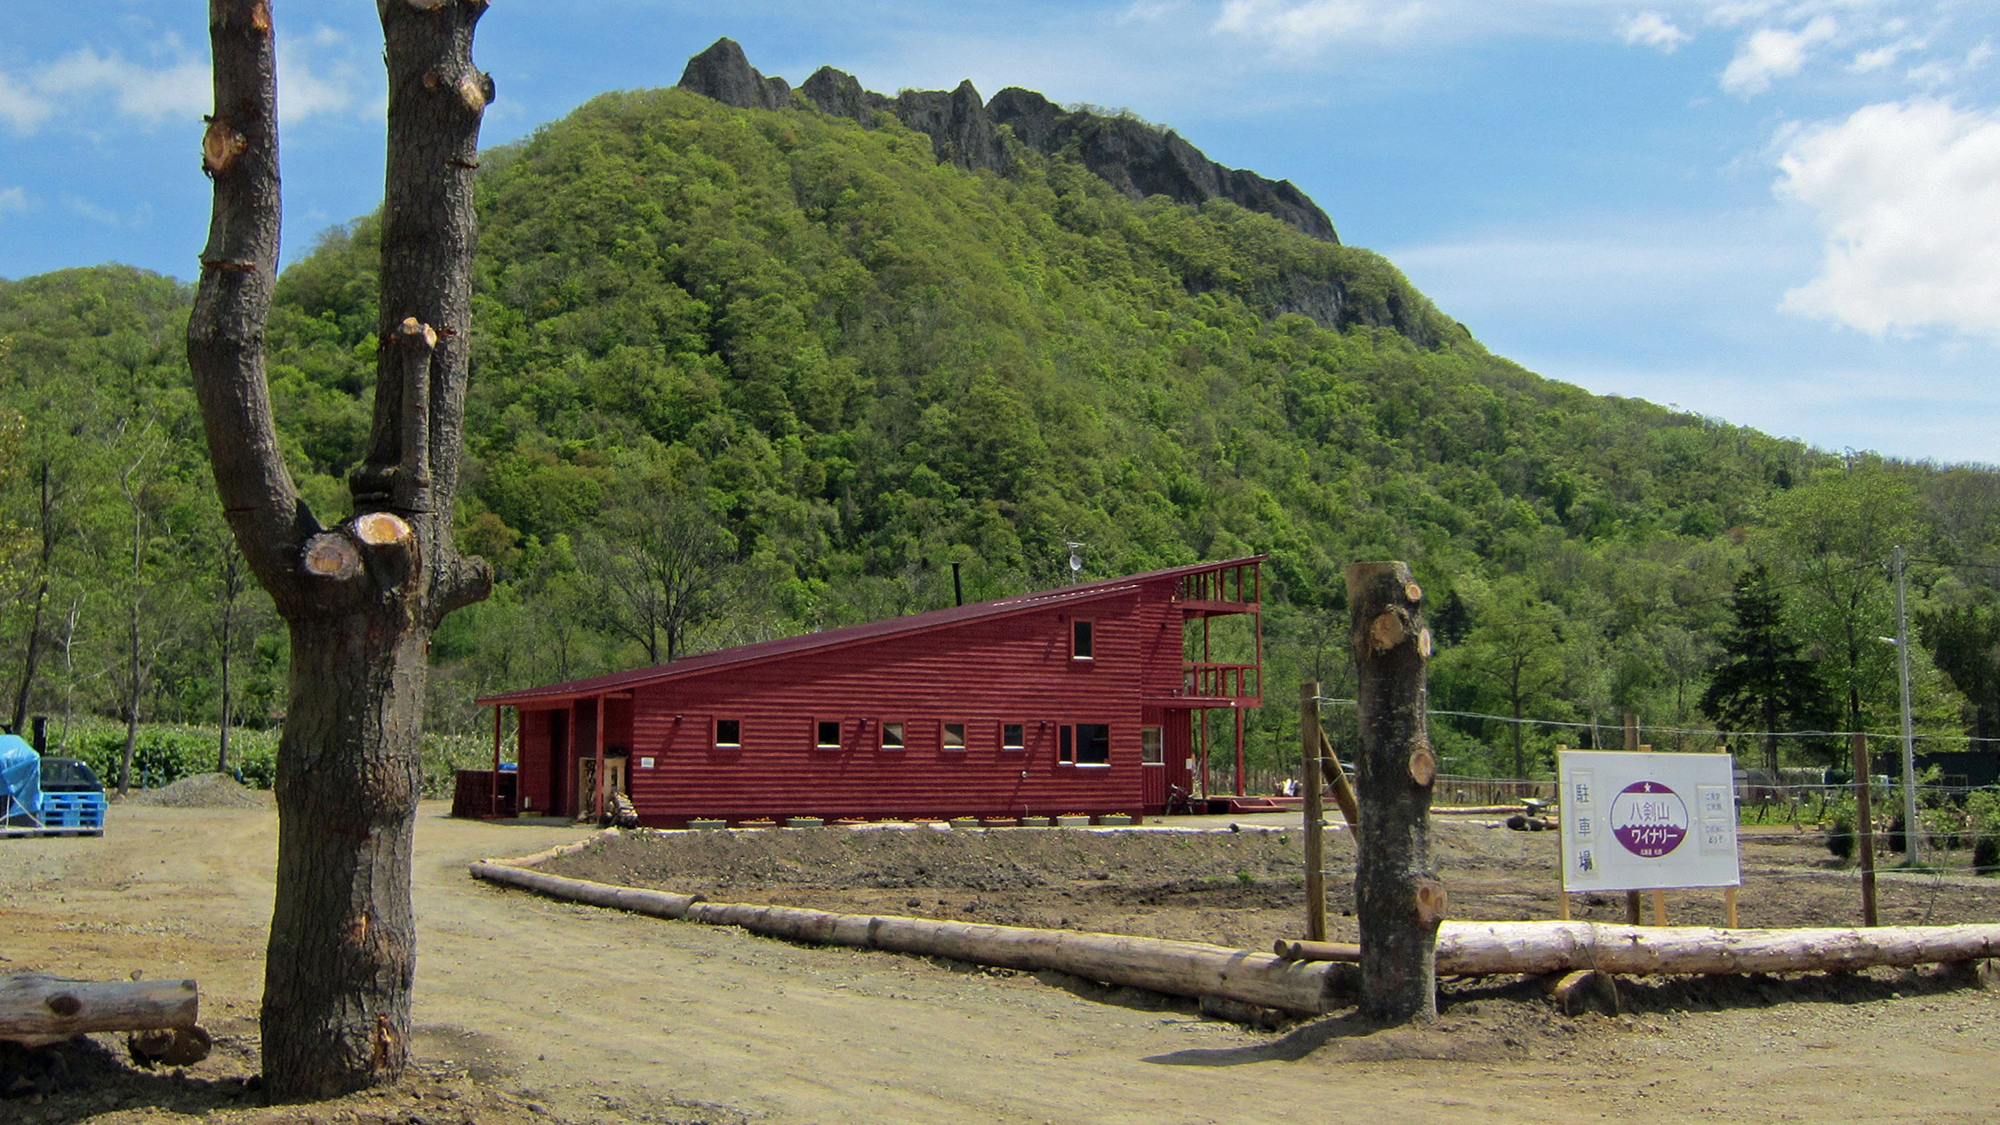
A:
[1894,545,1920,866]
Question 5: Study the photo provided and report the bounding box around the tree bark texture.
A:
[1345,560,1441,1023]
[186,0,492,1100]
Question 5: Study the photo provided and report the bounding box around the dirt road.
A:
[6,803,1998,1124]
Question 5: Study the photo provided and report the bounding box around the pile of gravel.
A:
[125,772,271,809]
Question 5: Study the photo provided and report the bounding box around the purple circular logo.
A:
[1609,780,1688,858]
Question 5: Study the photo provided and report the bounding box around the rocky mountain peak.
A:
[675,38,1337,245]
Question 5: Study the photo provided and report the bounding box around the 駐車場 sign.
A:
[1558,750,1740,893]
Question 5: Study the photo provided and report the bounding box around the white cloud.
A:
[0,186,27,216]
[277,29,360,124]
[1776,99,2000,340]
[1623,12,1693,53]
[34,48,209,125]
[1120,0,1186,22]
[0,71,54,133]
[1211,0,1430,54]
[1851,40,1916,74]
[1721,16,1839,96]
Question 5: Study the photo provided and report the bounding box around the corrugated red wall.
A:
[523,581,1210,824]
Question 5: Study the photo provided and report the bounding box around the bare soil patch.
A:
[539,819,2000,948]
[5,805,1998,1124]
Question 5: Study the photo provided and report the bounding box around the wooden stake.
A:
[1301,682,1327,943]
[1652,888,1668,926]
[1626,891,1642,925]
[1852,730,1878,927]
[1725,886,1739,929]
[1317,729,1359,830]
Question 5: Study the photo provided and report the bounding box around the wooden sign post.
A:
[1302,682,1327,943]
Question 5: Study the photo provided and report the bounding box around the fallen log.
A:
[1539,969,1618,1016]
[1435,921,2000,976]
[1,973,199,1047]
[478,865,1354,1014]
[1273,939,1362,962]
[470,861,705,919]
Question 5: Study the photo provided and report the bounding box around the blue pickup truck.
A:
[0,733,107,837]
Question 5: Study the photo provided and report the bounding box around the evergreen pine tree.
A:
[1700,564,1839,774]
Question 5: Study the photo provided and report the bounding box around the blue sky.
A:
[2,1,1996,464]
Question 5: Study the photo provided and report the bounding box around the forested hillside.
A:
[4,82,1998,781]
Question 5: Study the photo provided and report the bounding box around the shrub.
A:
[1968,791,2000,875]
[1826,820,1856,861]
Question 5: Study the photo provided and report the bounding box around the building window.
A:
[715,719,741,748]
[1141,726,1163,765]
[816,720,842,749]
[882,721,906,750]
[1001,723,1025,751]
[942,722,967,751]
[1058,724,1074,765]
[1076,723,1110,765]
[1072,619,1094,660]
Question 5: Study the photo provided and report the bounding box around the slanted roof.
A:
[477,555,1264,707]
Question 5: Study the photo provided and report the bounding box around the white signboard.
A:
[1558,750,1740,892]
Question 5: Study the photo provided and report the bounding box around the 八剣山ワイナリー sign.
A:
[1558,750,1739,892]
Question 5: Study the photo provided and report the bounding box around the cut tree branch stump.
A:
[1,973,199,1047]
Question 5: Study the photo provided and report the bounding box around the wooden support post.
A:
[1623,718,1642,926]
[1346,561,1440,1024]
[592,698,606,822]
[1725,886,1739,929]
[490,704,502,817]
[1234,703,1245,798]
[1317,730,1360,831]
[1852,730,1878,927]
[1652,889,1668,926]
[1197,710,1208,799]
[1302,682,1327,943]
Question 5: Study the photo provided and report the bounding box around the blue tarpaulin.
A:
[0,733,42,826]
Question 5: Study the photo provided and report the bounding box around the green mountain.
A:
[3,78,1995,781]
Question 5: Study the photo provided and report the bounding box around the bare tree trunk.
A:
[117,453,149,797]
[1346,561,1442,1024]
[187,0,491,1099]
[12,461,57,733]
[216,541,244,773]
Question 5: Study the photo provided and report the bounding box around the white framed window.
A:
[815,719,842,749]
[1072,619,1094,660]
[881,721,906,750]
[1001,722,1026,751]
[1141,726,1163,765]
[715,719,742,748]
[942,722,967,751]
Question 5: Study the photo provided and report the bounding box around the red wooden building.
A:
[474,556,1264,826]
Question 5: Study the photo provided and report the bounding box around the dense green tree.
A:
[1761,462,1920,736]
[1699,564,1839,774]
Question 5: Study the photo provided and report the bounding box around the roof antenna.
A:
[1066,541,1085,585]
